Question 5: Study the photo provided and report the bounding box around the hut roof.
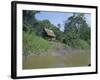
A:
[44,28,56,37]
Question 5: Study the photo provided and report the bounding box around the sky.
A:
[35,11,91,31]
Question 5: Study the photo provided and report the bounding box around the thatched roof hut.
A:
[44,28,56,37]
[44,28,56,40]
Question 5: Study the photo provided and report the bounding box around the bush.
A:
[75,39,89,49]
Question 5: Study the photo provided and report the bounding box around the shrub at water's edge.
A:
[76,39,90,49]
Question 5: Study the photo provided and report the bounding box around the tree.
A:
[63,13,90,48]
[79,21,91,44]
[23,10,40,32]
[57,24,61,30]
[51,26,64,42]
[33,19,54,36]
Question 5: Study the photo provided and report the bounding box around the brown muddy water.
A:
[23,49,90,69]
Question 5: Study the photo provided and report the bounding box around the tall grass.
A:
[23,31,51,56]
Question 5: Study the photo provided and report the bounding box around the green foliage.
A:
[79,22,91,44]
[64,13,90,48]
[23,31,51,56]
[75,39,89,49]
[23,10,40,34]
[64,21,79,47]
[33,19,53,36]
[23,10,39,26]
[23,10,90,50]
[51,27,64,42]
